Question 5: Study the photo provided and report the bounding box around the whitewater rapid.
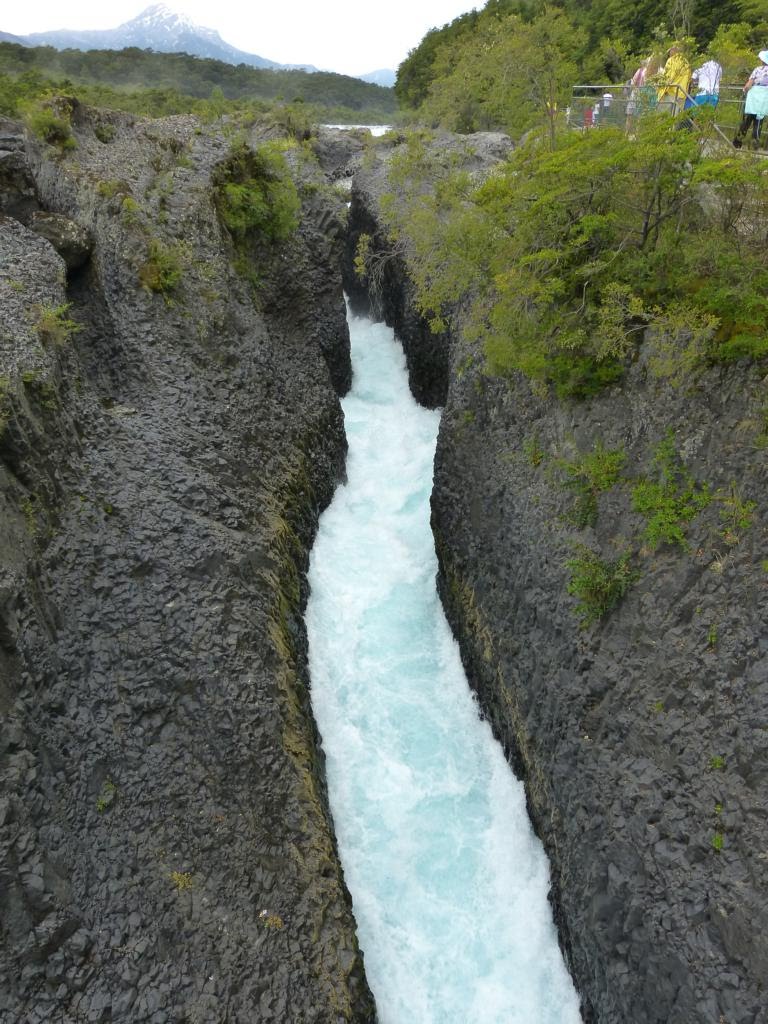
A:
[306,307,582,1024]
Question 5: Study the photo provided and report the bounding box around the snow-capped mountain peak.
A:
[118,5,200,35]
[18,6,385,82]
[24,4,282,69]
[116,4,226,48]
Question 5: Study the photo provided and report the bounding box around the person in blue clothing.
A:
[733,50,768,148]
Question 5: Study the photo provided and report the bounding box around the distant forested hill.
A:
[0,42,396,122]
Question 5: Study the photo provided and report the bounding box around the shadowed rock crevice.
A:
[344,179,450,410]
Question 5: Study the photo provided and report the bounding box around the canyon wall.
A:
[347,133,768,1024]
[0,108,374,1023]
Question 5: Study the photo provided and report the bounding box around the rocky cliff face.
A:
[348,135,768,1024]
[0,108,375,1022]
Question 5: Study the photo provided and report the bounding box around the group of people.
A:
[624,45,768,148]
[624,46,717,124]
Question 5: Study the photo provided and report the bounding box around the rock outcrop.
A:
[348,133,768,1024]
[311,126,369,182]
[0,106,375,1022]
[28,211,93,271]
[0,118,38,222]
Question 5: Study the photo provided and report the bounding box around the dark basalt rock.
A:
[260,185,352,397]
[311,126,368,181]
[0,107,374,1022]
[0,118,39,223]
[29,211,93,271]
[349,135,768,1024]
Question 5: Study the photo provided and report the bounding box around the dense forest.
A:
[0,41,397,123]
[395,0,768,134]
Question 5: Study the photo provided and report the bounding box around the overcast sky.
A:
[2,1,479,76]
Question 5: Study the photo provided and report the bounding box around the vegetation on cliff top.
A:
[364,119,768,400]
[212,141,301,245]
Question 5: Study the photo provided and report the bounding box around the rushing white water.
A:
[323,123,392,136]
[306,308,583,1024]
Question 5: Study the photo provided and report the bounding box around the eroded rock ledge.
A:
[348,132,768,1024]
[0,109,375,1022]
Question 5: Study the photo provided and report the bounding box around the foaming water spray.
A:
[306,306,582,1024]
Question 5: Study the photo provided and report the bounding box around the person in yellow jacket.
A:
[655,45,691,114]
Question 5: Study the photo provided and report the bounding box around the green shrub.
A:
[375,120,768,403]
[213,141,300,245]
[20,495,38,537]
[547,353,625,400]
[718,484,756,544]
[22,371,58,411]
[23,98,76,151]
[35,302,81,345]
[523,433,545,467]
[259,910,284,929]
[97,179,126,198]
[121,196,142,226]
[631,432,711,550]
[94,122,116,143]
[354,232,373,282]
[0,69,50,117]
[558,442,625,527]
[566,545,638,626]
[267,100,316,141]
[96,779,116,813]
[138,239,183,294]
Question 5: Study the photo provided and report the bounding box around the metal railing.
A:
[567,84,752,144]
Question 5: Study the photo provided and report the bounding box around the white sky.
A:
[2,1,479,76]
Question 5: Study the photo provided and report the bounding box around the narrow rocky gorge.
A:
[3,98,767,1024]
[0,109,374,1022]
[346,133,768,1024]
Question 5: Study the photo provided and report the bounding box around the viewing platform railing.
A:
[567,84,751,144]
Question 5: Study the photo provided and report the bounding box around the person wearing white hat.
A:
[733,49,768,148]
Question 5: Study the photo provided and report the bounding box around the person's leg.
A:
[734,113,754,147]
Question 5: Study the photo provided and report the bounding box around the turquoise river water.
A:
[306,306,583,1024]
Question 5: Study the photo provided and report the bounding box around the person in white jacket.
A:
[687,57,723,107]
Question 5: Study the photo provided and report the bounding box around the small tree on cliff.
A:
[419,7,583,145]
